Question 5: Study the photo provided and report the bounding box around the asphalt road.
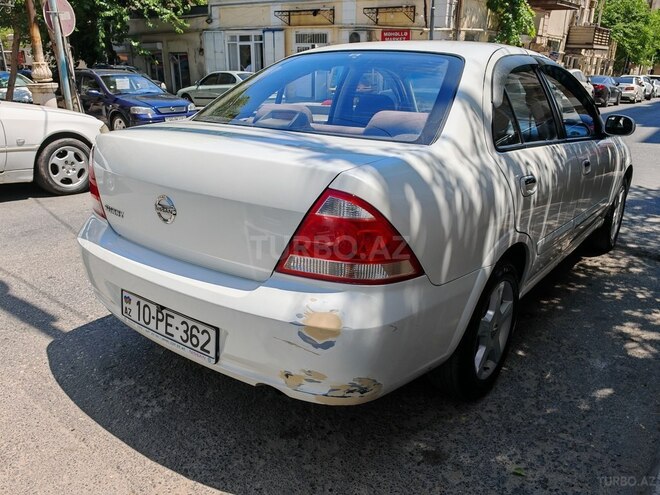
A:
[0,99,658,495]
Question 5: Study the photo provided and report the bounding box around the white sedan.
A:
[79,42,635,405]
[176,71,253,107]
[0,101,105,194]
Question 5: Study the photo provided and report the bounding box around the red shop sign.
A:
[381,29,411,41]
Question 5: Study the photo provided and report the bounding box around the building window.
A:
[227,33,264,71]
[169,52,191,92]
[295,32,328,52]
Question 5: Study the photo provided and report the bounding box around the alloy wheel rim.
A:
[48,145,88,189]
[474,280,515,380]
[113,117,126,130]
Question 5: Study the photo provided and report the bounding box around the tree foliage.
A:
[487,0,537,46]
[68,0,204,65]
[601,0,659,68]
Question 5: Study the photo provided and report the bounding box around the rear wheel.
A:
[614,93,620,106]
[429,261,519,400]
[590,179,629,253]
[34,138,90,195]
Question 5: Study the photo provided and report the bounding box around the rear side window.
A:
[218,73,236,84]
[492,93,522,148]
[503,67,558,144]
[194,51,464,145]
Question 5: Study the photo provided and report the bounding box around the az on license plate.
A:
[121,290,218,362]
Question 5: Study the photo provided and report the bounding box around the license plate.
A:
[121,290,218,362]
[165,116,187,122]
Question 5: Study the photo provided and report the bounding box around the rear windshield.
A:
[616,77,634,84]
[590,75,608,83]
[194,51,463,144]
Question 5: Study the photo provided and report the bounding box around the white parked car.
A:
[568,69,594,97]
[0,101,106,194]
[176,71,253,107]
[79,42,635,405]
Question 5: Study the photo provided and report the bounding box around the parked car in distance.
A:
[0,101,105,194]
[0,71,33,104]
[76,69,196,130]
[640,76,654,99]
[177,71,253,107]
[588,75,622,107]
[568,69,594,97]
[649,76,660,97]
[615,76,645,102]
[79,42,635,405]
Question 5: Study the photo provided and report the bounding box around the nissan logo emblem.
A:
[155,195,177,224]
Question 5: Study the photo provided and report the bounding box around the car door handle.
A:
[582,159,592,175]
[520,175,537,197]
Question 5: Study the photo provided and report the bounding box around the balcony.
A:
[565,25,612,50]
[527,0,580,10]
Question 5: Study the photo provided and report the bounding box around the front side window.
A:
[503,66,558,144]
[81,76,100,92]
[194,51,463,144]
[541,67,598,139]
[200,74,219,86]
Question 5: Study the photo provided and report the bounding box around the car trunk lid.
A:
[92,122,384,281]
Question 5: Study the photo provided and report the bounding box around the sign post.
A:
[43,0,76,111]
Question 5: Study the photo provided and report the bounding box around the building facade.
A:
[124,0,617,92]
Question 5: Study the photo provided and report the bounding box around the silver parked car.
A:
[0,71,33,104]
[615,76,645,103]
[568,69,594,97]
[79,42,635,405]
[649,76,660,97]
[176,71,253,107]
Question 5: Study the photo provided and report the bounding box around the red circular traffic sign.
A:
[43,0,76,37]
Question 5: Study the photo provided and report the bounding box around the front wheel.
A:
[111,114,128,130]
[590,179,629,253]
[34,138,90,195]
[429,261,519,400]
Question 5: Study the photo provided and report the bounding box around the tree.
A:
[601,0,654,69]
[68,0,204,65]
[487,0,536,46]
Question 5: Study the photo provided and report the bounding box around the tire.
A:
[111,113,128,130]
[34,138,90,195]
[181,93,194,104]
[602,97,609,108]
[590,179,629,253]
[429,260,520,400]
[614,93,620,106]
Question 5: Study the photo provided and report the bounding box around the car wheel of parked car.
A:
[429,260,519,400]
[591,179,629,253]
[35,138,90,195]
[181,93,194,104]
[112,114,128,130]
[614,93,620,106]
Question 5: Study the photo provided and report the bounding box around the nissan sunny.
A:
[78,42,635,405]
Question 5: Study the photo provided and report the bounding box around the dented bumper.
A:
[78,215,485,405]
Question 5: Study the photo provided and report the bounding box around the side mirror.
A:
[586,77,591,84]
[85,89,102,98]
[615,81,620,86]
[605,115,635,136]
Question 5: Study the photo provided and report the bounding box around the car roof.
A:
[77,69,146,76]
[308,41,531,64]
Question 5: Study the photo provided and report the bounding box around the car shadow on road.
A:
[0,183,52,203]
[46,187,659,495]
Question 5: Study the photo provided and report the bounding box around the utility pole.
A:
[429,0,435,39]
[46,0,73,110]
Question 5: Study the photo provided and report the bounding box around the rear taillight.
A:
[593,84,605,90]
[88,147,106,219]
[625,86,635,91]
[276,189,423,284]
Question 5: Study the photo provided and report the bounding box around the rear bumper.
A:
[78,215,485,405]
